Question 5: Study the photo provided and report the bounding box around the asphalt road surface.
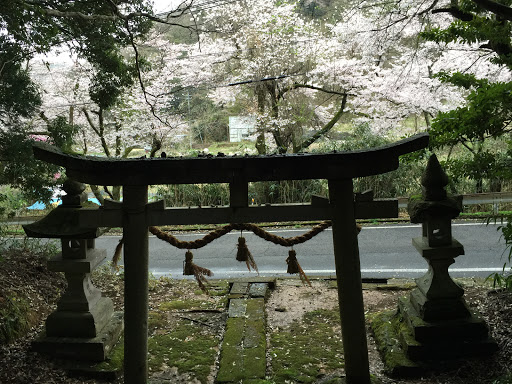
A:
[93,221,509,280]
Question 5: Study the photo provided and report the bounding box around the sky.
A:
[40,0,184,65]
[153,0,184,13]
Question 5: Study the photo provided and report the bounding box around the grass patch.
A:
[148,323,218,383]
[269,309,344,383]
[94,336,125,373]
[494,374,512,384]
[159,299,206,311]
[148,311,168,332]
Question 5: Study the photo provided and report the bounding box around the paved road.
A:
[93,221,509,280]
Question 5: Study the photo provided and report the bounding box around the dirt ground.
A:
[1,246,511,384]
[265,278,512,384]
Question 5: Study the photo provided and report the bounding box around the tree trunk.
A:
[255,84,267,155]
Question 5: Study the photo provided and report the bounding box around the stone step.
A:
[402,334,499,362]
[216,280,274,383]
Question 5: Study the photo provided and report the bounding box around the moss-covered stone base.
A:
[368,310,423,378]
[398,296,498,361]
[370,298,499,379]
[63,333,125,380]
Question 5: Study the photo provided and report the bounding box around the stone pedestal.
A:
[410,237,468,322]
[397,297,497,361]
[32,238,124,361]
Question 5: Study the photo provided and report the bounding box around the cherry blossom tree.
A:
[1,0,200,203]
[164,0,476,154]
[350,0,512,192]
[30,55,188,202]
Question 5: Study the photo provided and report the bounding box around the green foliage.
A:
[0,112,79,204]
[422,0,512,195]
[163,86,230,143]
[0,237,59,258]
[441,148,512,193]
[319,124,426,197]
[0,0,154,201]
[0,295,31,345]
[0,187,29,219]
[156,179,327,207]
[1,0,152,114]
[0,128,62,204]
[157,183,230,207]
[421,7,512,67]
[0,38,41,123]
[493,373,512,384]
[488,217,512,291]
[430,78,512,148]
[433,71,487,89]
[250,179,326,204]
[46,116,80,152]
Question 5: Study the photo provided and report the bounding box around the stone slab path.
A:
[216,279,275,383]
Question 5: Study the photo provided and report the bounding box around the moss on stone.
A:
[269,308,344,384]
[148,323,218,384]
[158,299,205,311]
[94,336,125,373]
[217,300,267,383]
[210,280,230,296]
[217,318,245,382]
[368,310,420,377]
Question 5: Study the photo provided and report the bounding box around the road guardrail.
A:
[3,192,512,226]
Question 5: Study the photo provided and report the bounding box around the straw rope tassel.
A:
[236,236,258,273]
[286,249,311,287]
[183,250,213,292]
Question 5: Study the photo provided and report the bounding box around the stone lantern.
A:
[24,180,123,361]
[408,155,467,321]
[397,154,497,361]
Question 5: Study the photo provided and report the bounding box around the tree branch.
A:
[82,108,100,137]
[294,93,348,153]
[24,0,196,27]
[431,6,474,21]
[279,83,346,99]
[82,107,111,157]
[472,0,512,20]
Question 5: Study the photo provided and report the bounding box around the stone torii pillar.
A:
[122,186,150,380]
[329,179,370,383]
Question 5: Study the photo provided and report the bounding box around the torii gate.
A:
[26,132,428,384]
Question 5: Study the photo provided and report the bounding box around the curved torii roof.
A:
[32,132,428,185]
